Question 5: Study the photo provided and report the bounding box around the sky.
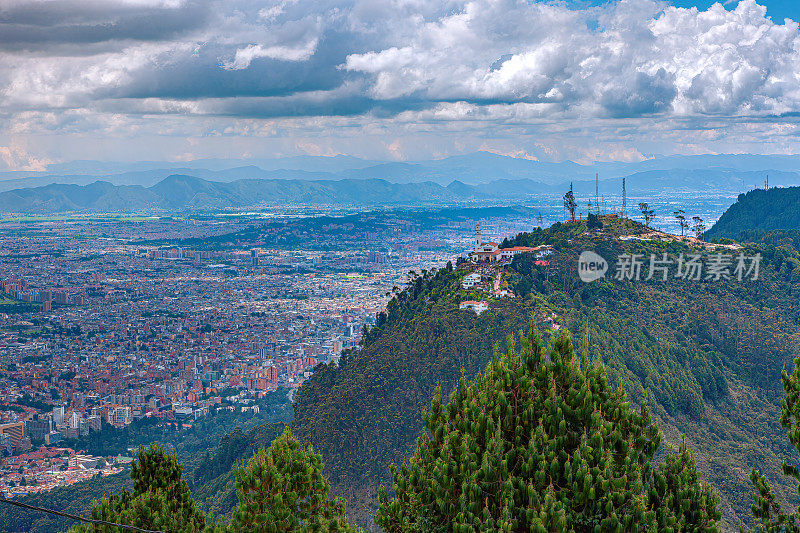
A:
[2,0,800,171]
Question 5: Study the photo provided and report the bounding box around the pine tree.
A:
[745,354,800,532]
[69,445,208,533]
[227,427,357,532]
[375,324,720,532]
[649,438,720,532]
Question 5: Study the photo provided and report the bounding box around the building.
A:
[173,406,193,419]
[468,223,499,262]
[0,422,24,449]
[459,301,489,315]
[87,415,102,432]
[461,273,482,289]
[45,431,61,445]
[25,417,52,441]
[0,422,24,452]
[52,406,65,426]
[69,455,103,470]
[468,223,552,262]
[68,411,83,429]
[0,434,11,455]
[496,245,551,262]
[108,406,131,427]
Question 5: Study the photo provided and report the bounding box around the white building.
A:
[468,222,550,262]
[52,405,65,426]
[468,223,500,262]
[459,300,489,315]
[461,273,482,289]
[497,245,552,262]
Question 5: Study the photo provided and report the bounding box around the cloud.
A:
[0,144,51,171]
[0,0,210,53]
[342,0,800,119]
[222,39,320,70]
[1,0,800,167]
[2,0,800,120]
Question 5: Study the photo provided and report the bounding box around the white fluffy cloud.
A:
[343,0,800,118]
[1,0,800,166]
[222,39,320,70]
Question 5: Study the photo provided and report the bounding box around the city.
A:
[0,209,534,497]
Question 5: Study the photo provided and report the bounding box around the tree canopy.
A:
[228,428,357,532]
[69,446,207,533]
[376,326,720,532]
[69,429,356,533]
[746,353,800,532]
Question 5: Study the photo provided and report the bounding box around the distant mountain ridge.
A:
[0,175,493,215]
[3,153,800,215]
[3,152,800,192]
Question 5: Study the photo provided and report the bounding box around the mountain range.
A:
[2,152,800,193]
[3,156,800,215]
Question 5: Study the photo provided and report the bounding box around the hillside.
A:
[706,186,800,240]
[292,216,800,531]
[5,152,800,190]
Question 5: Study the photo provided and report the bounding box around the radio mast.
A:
[595,173,599,215]
[622,177,627,218]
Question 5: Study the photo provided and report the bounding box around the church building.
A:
[468,222,500,261]
[468,222,548,262]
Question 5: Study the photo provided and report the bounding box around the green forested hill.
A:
[706,186,800,240]
[292,264,538,526]
[293,217,800,531]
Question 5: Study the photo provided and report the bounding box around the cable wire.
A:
[0,496,165,533]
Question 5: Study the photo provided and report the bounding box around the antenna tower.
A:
[622,177,627,218]
[595,173,599,215]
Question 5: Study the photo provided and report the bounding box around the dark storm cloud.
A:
[600,69,678,118]
[101,30,370,101]
[0,1,210,52]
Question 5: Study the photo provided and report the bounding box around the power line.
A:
[0,496,165,533]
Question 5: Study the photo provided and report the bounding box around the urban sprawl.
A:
[0,211,536,497]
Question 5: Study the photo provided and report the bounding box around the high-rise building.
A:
[87,415,102,432]
[0,422,24,449]
[52,405,65,425]
[25,418,52,441]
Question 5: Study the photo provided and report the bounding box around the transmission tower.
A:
[595,173,599,215]
[622,177,627,218]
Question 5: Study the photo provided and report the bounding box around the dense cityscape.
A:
[0,210,536,497]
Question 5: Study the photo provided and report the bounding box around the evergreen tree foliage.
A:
[649,439,721,532]
[705,186,800,241]
[746,354,800,532]
[587,213,602,230]
[375,326,720,532]
[227,428,357,532]
[69,445,208,533]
